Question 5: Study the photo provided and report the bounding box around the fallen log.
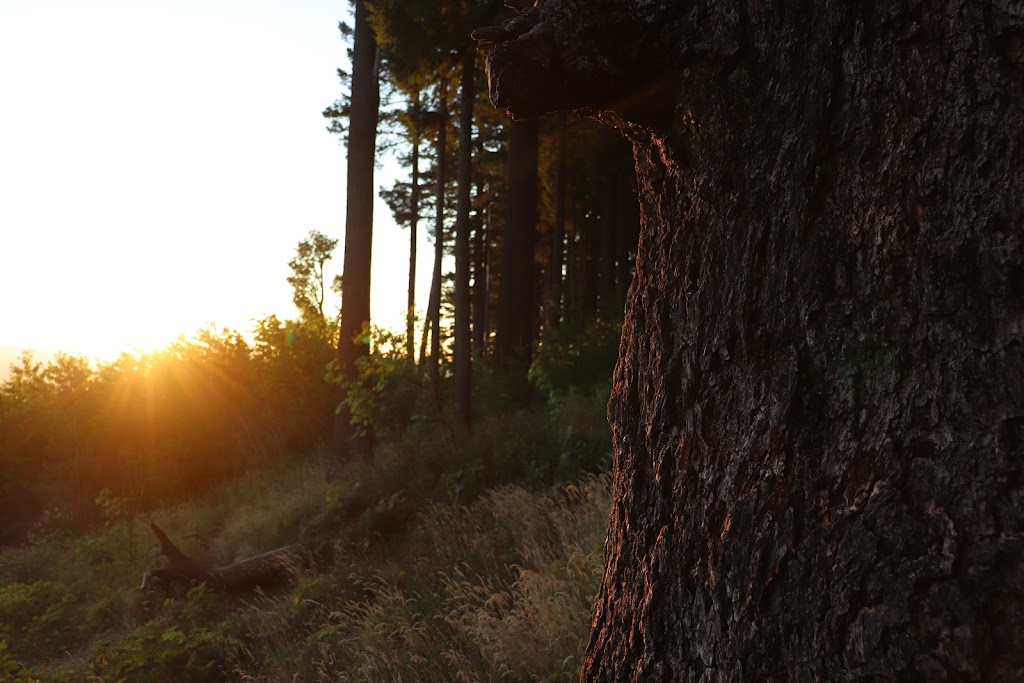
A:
[141,521,309,593]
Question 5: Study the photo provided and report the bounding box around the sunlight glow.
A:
[0,0,428,364]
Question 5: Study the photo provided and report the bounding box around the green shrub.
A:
[0,640,40,683]
[0,580,87,662]
[327,325,426,439]
[89,584,241,683]
[530,319,622,396]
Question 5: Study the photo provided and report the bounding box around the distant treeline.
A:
[0,318,336,544]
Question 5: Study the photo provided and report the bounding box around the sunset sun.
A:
[0,0,420,367]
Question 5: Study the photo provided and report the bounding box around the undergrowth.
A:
[0,376,614,681]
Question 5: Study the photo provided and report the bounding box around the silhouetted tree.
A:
[330,0,380,469]
[453,46,475,431]
[494,118,539,366]
[287,230,340,327]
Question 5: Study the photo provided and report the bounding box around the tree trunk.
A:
[454,48,475,432]
[424,86,448,387]
[479,2,1024,680]
[614,165,637,306]
[598,170,617,317]
[472,170,489,359]
[544,112,568,336]
[331,0,379,471]
[407,94,421,365]
[581,216,598,323]
[495,117,539,366]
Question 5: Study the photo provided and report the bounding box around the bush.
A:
[530,319,622,396]
[328,325,426,439]
[0,640,39,683]
[88,584,241,683]
[0,580,86,662]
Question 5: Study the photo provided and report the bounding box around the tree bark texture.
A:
[479,1,1024,680]
[455,48,476,432]
[332,0,379,467]
[495,117,540,365]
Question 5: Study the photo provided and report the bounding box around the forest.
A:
[0,0,635,680]
[4,0,1023,680]
[0,0,638,544]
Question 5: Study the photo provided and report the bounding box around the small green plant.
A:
[0,640,40,683]
[88,584,241,683]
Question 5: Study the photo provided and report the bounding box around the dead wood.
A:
[141,521,309,593]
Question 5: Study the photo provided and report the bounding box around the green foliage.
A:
[89,584,242,683]
[0,231,622,680]
[530,319,623,397]
[286,229,342,328]
[26,507,75,542]
[95,488,128,526]
[0,581,85,661]
[328,325,425,439]
[0,640,40,683]
[0,316,340,542]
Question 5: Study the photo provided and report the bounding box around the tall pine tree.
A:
[330,0,380,471]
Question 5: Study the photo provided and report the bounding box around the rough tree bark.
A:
[477,0,1023,680]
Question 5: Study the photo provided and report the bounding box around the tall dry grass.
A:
[234,473,611,682]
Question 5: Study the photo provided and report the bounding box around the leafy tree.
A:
[286,230,341,327]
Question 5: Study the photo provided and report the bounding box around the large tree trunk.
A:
[478,1,1024,679]
[331,0,379,470]
[495,117,540,366]
[454,48,475,432]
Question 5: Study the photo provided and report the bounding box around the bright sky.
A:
[0,0,426,362]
